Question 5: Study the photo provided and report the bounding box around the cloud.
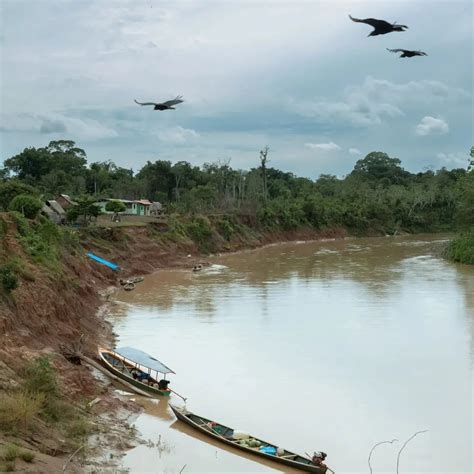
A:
[349,148,362,155]
[436,152,469,168]
[415,116,449,136]
[305,141,341,151]
[40,118,67,134]
[291,77,469,127]
[157,126,200,144]
[0,112,117,140]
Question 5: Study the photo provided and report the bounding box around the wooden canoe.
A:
[170,404,327,473]
[98,347,173,397]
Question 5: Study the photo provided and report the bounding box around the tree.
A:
[0,181,39,210]
[3,147,52,182]
[105,200,126,222]
[66,197,101,226]
[9,194,43,219]
[260,146,269,202]
[350,152,411,185]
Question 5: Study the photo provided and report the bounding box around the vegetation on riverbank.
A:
[1,140,473,238]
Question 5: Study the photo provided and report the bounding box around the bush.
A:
[105,200,126,213]
[185,217,213,250]
[0,181,38,211]
[0,392,45,431]
[0,266,18,293]
[445,231,474,264]
[216,217,234,241]
[9,195,43,219]
[3,445,20,462]
[23,356,58,399]
[19,451,35,463]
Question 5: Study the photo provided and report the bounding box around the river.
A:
[108,234,473,474]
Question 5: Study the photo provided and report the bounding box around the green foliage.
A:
[0,181,38,211]
[23,356,59,399]
[19,451,35,463]
[185,217,214,251]
[0,391,45,431]
[216,217,235,241]
[445,232,474,264]
[105,199,126,213]
[2,445,20,462]
[67,196,101,226]
[0,266,18,293]
[9,194,43,219]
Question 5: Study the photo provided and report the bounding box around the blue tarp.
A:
[86,252,120,271]
[116,347,175,374]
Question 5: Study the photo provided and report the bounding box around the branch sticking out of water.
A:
[396,430,428,474]
[368,439,398,474]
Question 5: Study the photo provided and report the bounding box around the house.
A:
[41,200,66,224]
[94,198,159,216]
[56,194,77,210]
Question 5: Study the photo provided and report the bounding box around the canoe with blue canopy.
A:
[98,346,174,397]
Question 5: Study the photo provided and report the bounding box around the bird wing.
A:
[387,48,405,53]
[134,99,158,106]
[415,50,428,56]
[348,15,390,29]
[161,95,184,107]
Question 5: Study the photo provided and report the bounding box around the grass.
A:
[445,231,474,264]
[0,391,45,432]
[2,445,19,462]
[19,451,35,463]
[1,461,15,472]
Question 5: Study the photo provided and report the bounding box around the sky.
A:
[0,0,472,179]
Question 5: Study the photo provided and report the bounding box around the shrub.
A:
[3,445,20,462]
[0,266,18,293]
[445,231,474,264]
[0,181,38,211]
[19,451,35,463]
[9,195,43,219]
[23,356,58,399]
[216,217,234,241]
[2,461,15,471]
[0,392,45,431]
[185,217,213,251]
[105,200,126,213]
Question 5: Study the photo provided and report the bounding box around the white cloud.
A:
[291,77,469,127]
[305,142,341,151]
[0,113,118,141]
[436,152,469,168]
[416,116,449,136]
[349,148,362,155]
[157,126,200,144]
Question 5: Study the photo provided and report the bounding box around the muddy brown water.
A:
[109,235,473,473]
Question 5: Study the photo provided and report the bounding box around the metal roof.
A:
[115,347,175,375]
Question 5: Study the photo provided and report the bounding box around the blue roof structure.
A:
[116,347,175,375]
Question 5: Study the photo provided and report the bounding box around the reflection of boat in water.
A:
[98,347,175,397]
[170,405,327,473]
[135,397,175,422]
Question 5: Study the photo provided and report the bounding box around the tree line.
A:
[0,140,472,236]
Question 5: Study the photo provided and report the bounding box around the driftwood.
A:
[60,334,87,365]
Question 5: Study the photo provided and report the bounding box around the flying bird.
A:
[349,15,408,36]
[134,95,184,110]
[387,48,427,58]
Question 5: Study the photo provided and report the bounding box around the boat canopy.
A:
[115,347,175,375]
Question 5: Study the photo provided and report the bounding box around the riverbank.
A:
[0,210,460,471]
[0,211,347,471]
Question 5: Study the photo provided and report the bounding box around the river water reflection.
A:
[109,235,473,473]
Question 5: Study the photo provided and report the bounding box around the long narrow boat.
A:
[98,347,175,397]
[170,405,328,473]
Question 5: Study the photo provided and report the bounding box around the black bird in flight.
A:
[349,15,408,36]
[387,48,427,58]
[134,95,184,110]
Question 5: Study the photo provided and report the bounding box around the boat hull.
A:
[98,349,171,397]
[170,405,326,473]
